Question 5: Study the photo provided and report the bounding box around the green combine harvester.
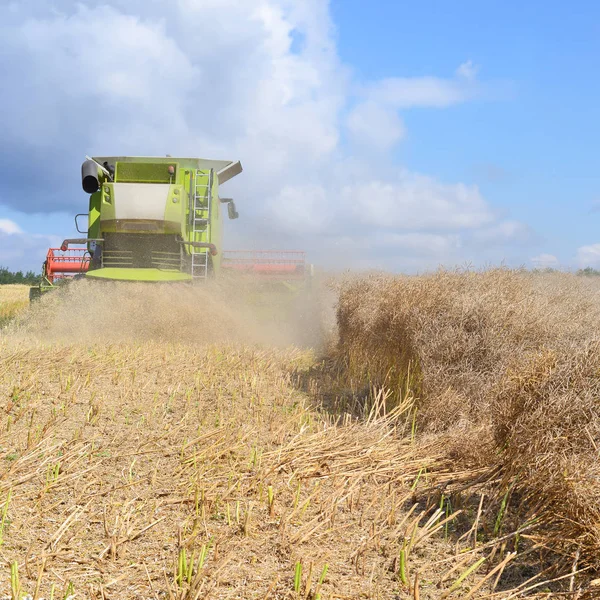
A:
[31,156,309,299]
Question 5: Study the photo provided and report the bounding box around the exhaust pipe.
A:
[81,160,100,194]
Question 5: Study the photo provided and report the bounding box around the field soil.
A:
[0,274,599,599]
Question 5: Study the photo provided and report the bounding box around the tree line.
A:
[0,266,40,285]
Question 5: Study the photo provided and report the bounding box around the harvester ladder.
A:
[190,169,213,280]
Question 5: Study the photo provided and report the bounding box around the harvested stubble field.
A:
[0,273,599,599]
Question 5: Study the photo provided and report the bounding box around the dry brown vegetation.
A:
[0,286,29,328]
[0,272,599,599]
[336,268,600,596]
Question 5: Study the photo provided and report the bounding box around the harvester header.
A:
[31,155,310,299]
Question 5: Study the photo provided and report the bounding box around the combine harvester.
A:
[31,156,311,299]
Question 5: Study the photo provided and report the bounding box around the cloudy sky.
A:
[0,0,598,273]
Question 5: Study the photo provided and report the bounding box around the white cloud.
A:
[344,176,494,231]
[531,253,560,269]
[267,184,333,234]
[346,102,406,151]
[0,0,522,271]
[0,219,23,235]
[472,220,532,245]
[288,232,462,273]
[456,60,479,81]
[577,244,600,268]
[374,232,462,256]
[359,69,480,110]
[0,224,60,272]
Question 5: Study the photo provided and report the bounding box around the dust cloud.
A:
[6,275,334,349]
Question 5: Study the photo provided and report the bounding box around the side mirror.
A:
[221,198,239,219]
[227,201,239,220]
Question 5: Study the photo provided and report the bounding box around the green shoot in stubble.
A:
[398,542,408,586]
[443,557,486,598]
[176,547,187,586]
[299,497,311,519]
[63,581,74,600]
[128,458,137,483]
[0,489,12,546]
[440,495,452,540]
[196,538,212,572]
[493,481,516,537]
[26,410,35,449]
[10,561,20,600]
[250,446,262,468]
[267,485,275,517]
[314,564,329,600]
[46,463,61,487]
[411,468,425,491]
[410,404,418,442]
[186,550,195,585]
[242,504,253,536]
[294,562,302,593]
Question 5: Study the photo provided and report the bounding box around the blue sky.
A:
[331,0,600,266]
[1,1,599,272]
